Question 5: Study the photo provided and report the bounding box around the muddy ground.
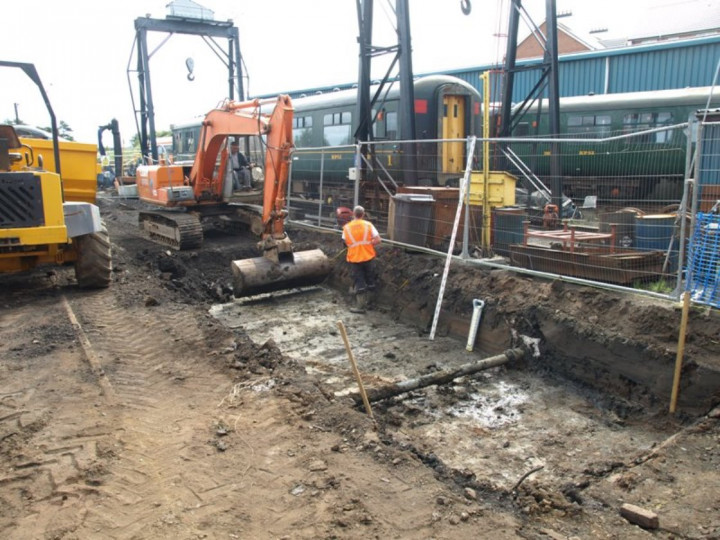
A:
[1,194,719,539]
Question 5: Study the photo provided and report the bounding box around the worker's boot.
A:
[349,290,367,313]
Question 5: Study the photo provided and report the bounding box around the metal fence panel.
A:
[288,127,691,299]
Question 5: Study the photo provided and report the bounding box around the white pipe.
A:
[466,298,485,352]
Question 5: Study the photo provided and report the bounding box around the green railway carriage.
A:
[507,86,720,201]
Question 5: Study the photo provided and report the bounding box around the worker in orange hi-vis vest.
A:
[342,205,381,298]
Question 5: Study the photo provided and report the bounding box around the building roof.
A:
[628,0,720,43]
[515,21,600,59]
[578,0,720,47]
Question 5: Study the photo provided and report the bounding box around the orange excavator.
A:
[136,95,329,297]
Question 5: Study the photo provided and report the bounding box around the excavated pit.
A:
[98,196,720,418]
[207,279,716,499]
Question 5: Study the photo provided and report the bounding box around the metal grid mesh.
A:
[288,126,691,297]
[688,212,720,307]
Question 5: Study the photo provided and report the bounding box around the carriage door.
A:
[442,95,465,175]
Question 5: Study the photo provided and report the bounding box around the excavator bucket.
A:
[231,248,330,297]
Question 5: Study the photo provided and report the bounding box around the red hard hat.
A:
[336,206,353,226]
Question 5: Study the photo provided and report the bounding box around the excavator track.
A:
[138,211,203,250]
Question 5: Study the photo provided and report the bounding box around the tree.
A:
[40,120,75,141]
[58,121,74,141]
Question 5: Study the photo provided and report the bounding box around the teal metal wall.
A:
[267,35,720,103]
[441,35,720,101]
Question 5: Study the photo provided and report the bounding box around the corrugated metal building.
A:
[273,35,720,102]
[439,35,720,101]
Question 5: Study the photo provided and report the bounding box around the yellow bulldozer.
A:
[0,61,112,287]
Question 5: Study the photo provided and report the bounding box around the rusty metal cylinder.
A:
[232,248,330,297]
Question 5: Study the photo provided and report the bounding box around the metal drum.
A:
[635,214,678,272]
[492,207,526,256]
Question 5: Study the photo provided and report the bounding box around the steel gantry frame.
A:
[130,15,244,164]
[499,0,563,212]
[355,0,417,185]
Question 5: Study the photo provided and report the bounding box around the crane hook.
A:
[461,0,471,15]
[185,57,195,82]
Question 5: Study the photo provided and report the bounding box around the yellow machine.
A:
[0,61,111,287]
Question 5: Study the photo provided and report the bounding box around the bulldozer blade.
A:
[232,248,330,297]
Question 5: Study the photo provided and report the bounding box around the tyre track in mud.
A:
[0,298,112,537]
[0,283,290,538]
[60,288,247,538]
[59,287,481,539]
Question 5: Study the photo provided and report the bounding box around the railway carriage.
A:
[507,86,720,201]
[288,75,483,211]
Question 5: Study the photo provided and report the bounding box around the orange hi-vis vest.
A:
[343,219,376,263]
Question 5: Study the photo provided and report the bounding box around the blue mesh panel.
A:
[688,212,720,307]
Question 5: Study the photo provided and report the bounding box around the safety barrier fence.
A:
[288,120,720,305]
[690,119,720,308]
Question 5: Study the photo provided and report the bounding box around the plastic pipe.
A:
[466,298,485,352]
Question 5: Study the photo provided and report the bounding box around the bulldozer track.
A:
[138,211,203,250]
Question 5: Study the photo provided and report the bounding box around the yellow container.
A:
[468,171,517,208]
[17,137,98,204]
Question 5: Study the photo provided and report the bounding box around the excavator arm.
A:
[256,95,295,263]
[261,95,293,238]
[230,95,330,296]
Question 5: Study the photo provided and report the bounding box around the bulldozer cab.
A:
[0,125,23,171]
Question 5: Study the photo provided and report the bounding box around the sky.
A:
[0,0,679,146]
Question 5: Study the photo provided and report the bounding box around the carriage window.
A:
[515,122,530,136]
[567,115,611,137]
[623,111,674,143]
[385,111,398,140]
[372,108,387,138]
[654,112,674,143]
[293,115,313,148]
[323,111,353,146]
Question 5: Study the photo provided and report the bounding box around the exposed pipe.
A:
[466,298,485,352]
[347,347,526,405]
